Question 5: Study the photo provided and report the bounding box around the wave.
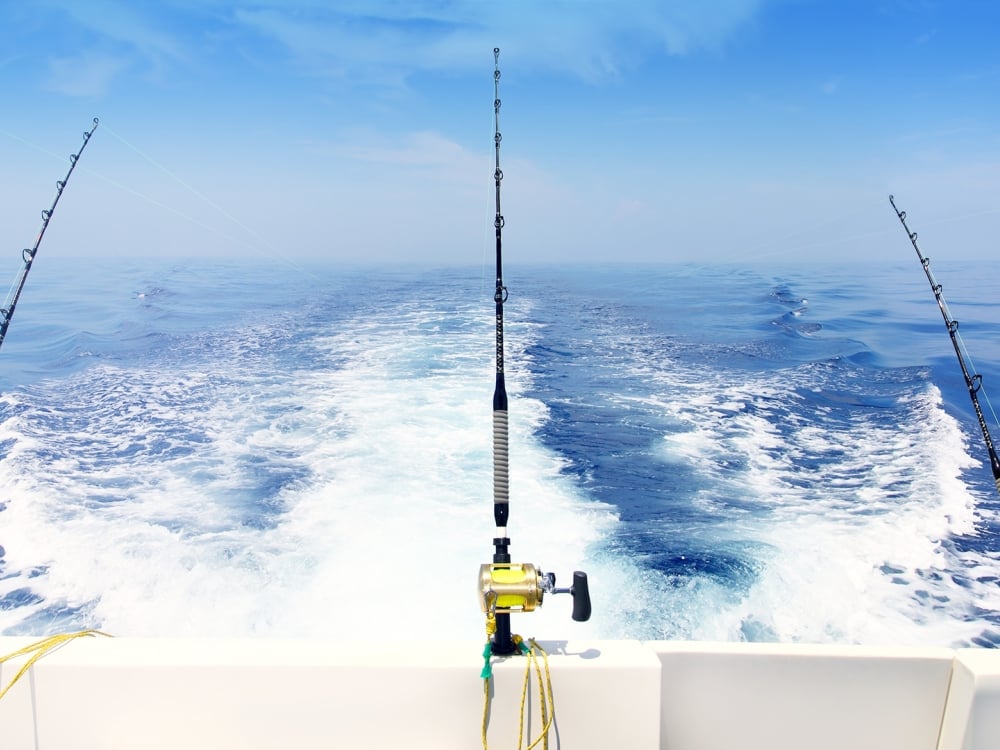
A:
[0,260,998,648]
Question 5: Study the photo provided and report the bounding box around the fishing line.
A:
[5,120,323,279]
[480,147,495,299]
[4,123,269,258]
[0,127,75,163]
[77,161,245,244]
[98,122,278,259]
[475,57,500,294]
[954,327,1000,431]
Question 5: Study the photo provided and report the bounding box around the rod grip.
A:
[571,571,592,622]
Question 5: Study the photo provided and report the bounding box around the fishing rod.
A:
[0,118,99,350]
[478,49,590,657]
[890,195,1000,496]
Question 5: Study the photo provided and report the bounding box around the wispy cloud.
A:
[339,131,468,166]
[42,0,189,64]
[33,0,192,95]
[334,131,487,185]
[613,197,647,220]
[622,106,701,125]
[46,52,128,97]
[27,0,770,95]
[228,0,768,84]
[821,76,842,95]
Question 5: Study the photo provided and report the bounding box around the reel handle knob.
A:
[570,571,591,622]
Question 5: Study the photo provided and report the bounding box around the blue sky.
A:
[1,0,998,264]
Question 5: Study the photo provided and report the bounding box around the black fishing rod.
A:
[490,47,514,651]
[0,118,99,350]
[478,50,590,658]
[890,195,1000,496]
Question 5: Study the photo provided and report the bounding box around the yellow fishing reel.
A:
[479,563,591,621]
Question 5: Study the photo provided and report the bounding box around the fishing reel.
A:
[478,563,591,624]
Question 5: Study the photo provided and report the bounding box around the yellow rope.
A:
[481,632,556,750]
[515,636,530,750]
[483,672,492,749]
[522,639,554,750]
[0,630,112,702]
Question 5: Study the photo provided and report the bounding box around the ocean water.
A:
[0,256,998,648]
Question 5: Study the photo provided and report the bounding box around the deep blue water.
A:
[0,257,998,647]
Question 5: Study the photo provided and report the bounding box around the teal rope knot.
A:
[481,641,493,679]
